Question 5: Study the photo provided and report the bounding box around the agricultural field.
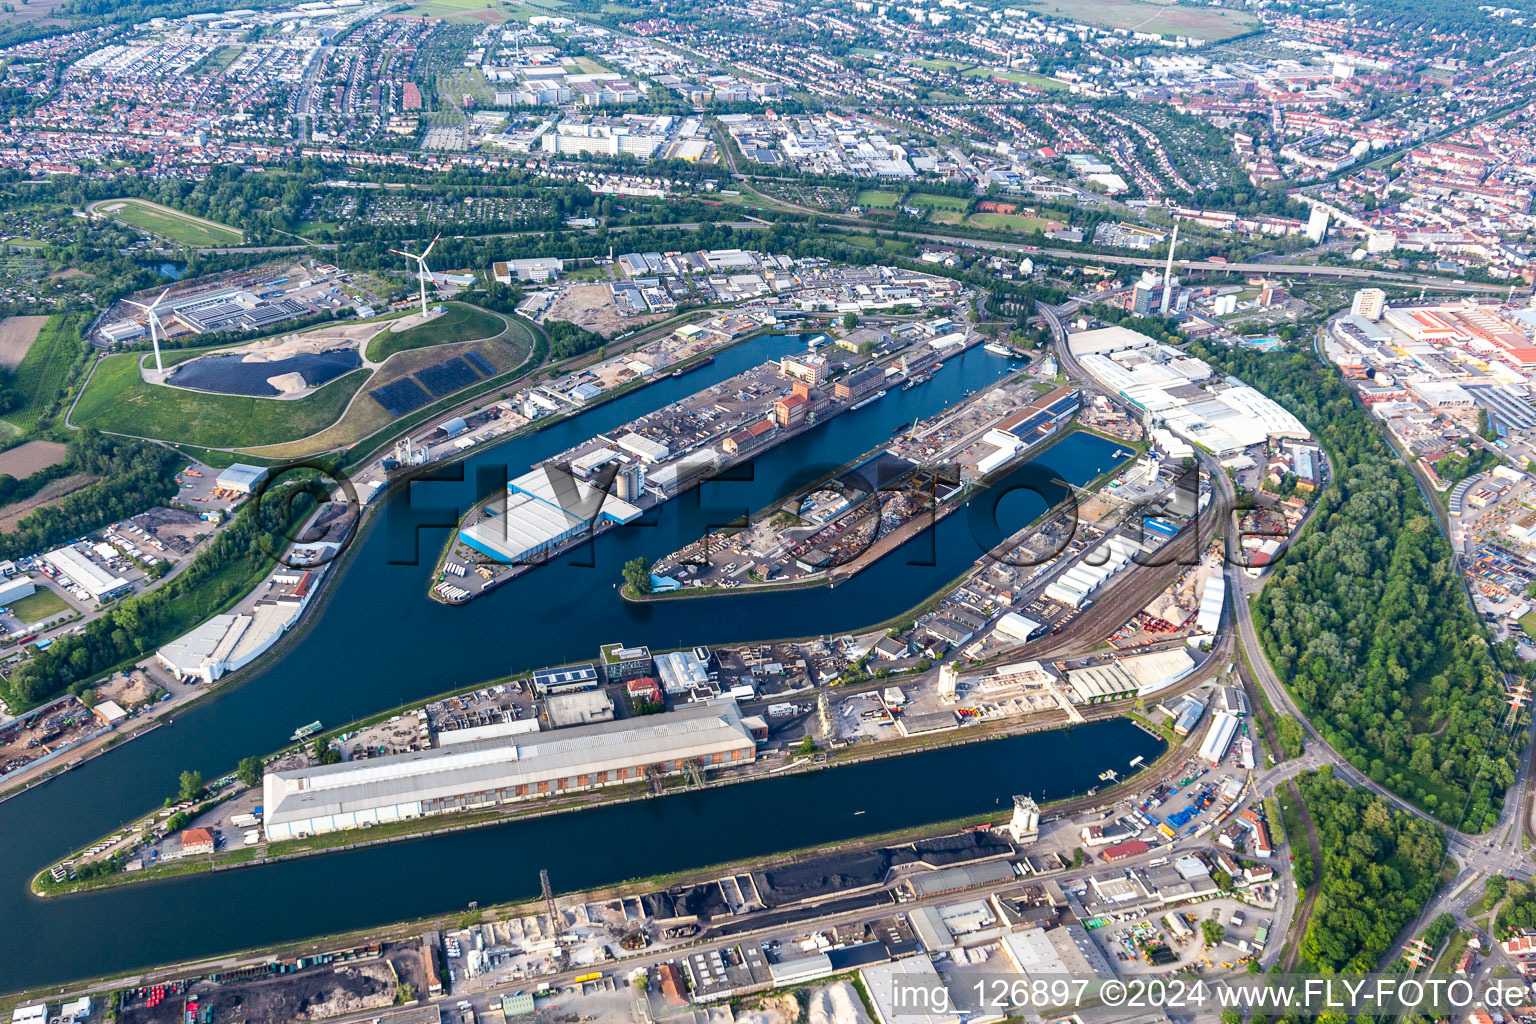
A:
[403,0,509,21]
[1020,0,1258,40]
[89,199,244,247]
[0,0,72,27]
[1,313,84,433]
[0,440,67,478]
[365,302,505,362]
[71,354,369,449]
[0,316,49,370]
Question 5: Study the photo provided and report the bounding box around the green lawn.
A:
[854,189,902,209]
[1,313,84,432]
[963,66,1067,90]
[7,587,72,622]
[95,200,242,247]
[1521,610,1536,638]
[1019,0,1257,40]
[71,354,370,448]
[908,193,970,211]
[365,302,504,362]
[968,212,1061,233]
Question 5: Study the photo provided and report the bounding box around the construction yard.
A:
[537,282,663,334]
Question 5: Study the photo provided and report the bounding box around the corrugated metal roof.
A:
[265,700,753,827]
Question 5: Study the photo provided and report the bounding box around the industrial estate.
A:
[0,0,1535,1022]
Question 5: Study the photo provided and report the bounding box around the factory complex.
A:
[43,545,132,602]
[154,569,320,684]
[1068,325,1309,455]
[261,700,757,840]
[971,385,1082,476]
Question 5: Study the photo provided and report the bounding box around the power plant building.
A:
[262,700,756,840]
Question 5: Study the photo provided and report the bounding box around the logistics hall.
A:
[458,465,643,564]
[261,700,756,839]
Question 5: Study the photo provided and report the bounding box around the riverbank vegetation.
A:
[1192,341,1521,830]
[1295,770,1445,971]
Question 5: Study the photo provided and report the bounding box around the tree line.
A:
[1295,770,1445,972]
[1191,340,1522,830]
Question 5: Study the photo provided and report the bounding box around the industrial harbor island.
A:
[0,0,1535,1021]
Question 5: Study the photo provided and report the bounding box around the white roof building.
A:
[1198,710,1240,763]
[1195,573,1226,635]
[43,546,129,601]
[1070,325,1308,454]
[459,466,643,564]
[216,463,268,494]
[262,700,755,840]
[994,611,1044,642]
[156,579,317,684]
[0,575,36,607]
[616,431,669,463]
[656,649,710,695]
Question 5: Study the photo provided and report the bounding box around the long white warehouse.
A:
[1198,711,1240,764]
[262,699,756,840]
[43,546,130,601]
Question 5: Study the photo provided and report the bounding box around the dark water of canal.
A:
[0,334,1147,990]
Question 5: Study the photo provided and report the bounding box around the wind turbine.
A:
[389,234,441,317]
[124,288,171,373]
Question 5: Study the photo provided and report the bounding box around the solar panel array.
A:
[416,357,480,397]
[368,352,501,416]
[369,377,431,416]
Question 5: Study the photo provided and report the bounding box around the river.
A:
[0,333,1142,990]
